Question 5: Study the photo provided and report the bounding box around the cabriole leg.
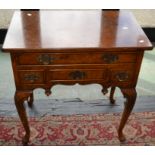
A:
[27,92,34,108]
[118,88,137,142]
[110,86,116,104]
[14,91,32,145]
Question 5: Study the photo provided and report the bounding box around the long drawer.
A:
[17,52,137,65]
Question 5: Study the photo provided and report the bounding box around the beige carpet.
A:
[0,10,155,29]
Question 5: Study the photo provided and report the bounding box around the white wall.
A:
[0,9,155,28]
[131,9,155,27]
[0,9,15,28]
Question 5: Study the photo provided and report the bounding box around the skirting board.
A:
[0,28,155,45]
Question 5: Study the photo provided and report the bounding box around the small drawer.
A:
[109,65,135,83]
[17,52,137,65]
[47,69,108,81]
[18,70,44,84]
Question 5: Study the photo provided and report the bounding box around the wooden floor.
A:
[0,96,155,117]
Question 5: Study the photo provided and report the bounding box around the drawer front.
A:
[109,64,136,84]
[47,69,108,81]
[17,52,137,65]
[18,70,44,84]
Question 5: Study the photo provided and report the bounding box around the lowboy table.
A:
[3,10,153,145]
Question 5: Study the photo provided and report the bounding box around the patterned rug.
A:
[0,111,155,146]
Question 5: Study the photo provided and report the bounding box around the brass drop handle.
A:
[69,71,86,80]
[116,72,129,82]
[37,54,54,65]
[24,74,40,82]
[102,53,119,63]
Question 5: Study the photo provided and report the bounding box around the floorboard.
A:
[0,96,155,117]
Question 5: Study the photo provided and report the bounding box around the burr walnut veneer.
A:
[2,10,153,145]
